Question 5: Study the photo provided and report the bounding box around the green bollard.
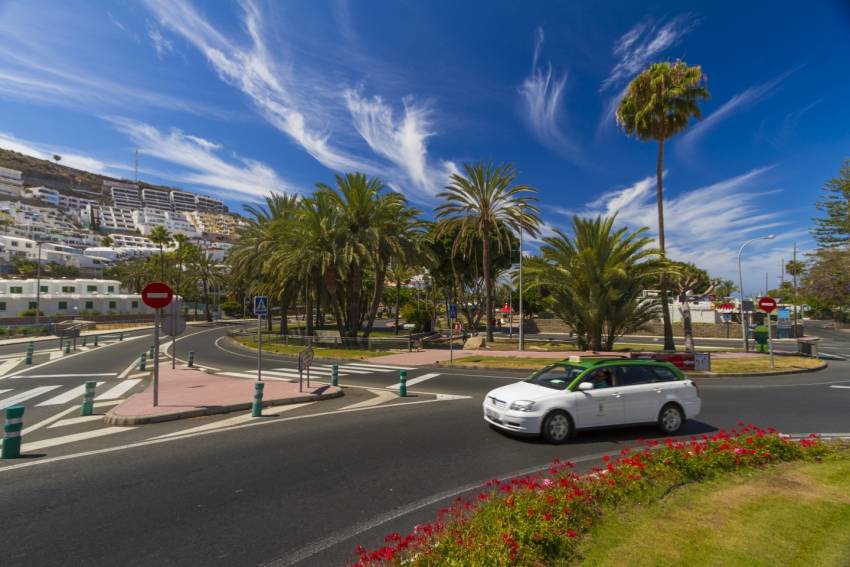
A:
[64,341,71,354]
[2,405,25,459]
[331,364,339,387]
[80,381,96,417]
[93,335,99,347]
[82,336,87,347]
[148,345,155,359]
[119,332,124,341]
[252,382,265,417]
[25,344,33,365]
[399,370,407,397]
[139,352,147,371]
[188,351,195,368]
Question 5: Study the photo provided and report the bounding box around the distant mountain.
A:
[0,148,184,202]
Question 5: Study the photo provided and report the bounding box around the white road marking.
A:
[339,389,397,410]
[12,373,116,379]
[387,372,440,389]
[219,371,295,382]
[96,379,142,400]
[313,364,372,374]
[0,388,10,396]
[830,385,850,389]
[20,399,123,437]
[49,351,64,360]
[48,415,104,428]
[345,362,416,371]
[272,367,335,376]
[0,357,22,376]
[152,403,314,439]
[22,427,135,453]
[436,393,472,400]
[36,382,104,407]
[0,385,62,409]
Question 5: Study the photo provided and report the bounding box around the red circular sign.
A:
[141,282,173,309]
[758,296,777,313]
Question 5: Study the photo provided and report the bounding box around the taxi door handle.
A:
[613,393,622,399]
[654,388,663,394]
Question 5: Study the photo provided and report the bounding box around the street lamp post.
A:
[737,234,775,352]
[518,206,525,352]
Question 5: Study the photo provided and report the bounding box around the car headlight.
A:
[509,400,536,412]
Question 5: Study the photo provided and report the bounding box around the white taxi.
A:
[483,356,701,443]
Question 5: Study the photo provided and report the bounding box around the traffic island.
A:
[104,367,343,426]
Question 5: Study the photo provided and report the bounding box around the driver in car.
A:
[587,368,613,388]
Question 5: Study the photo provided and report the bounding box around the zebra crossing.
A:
[0,377,145,410]
[218,361,417,382]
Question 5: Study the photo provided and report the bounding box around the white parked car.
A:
[483,356,701,443]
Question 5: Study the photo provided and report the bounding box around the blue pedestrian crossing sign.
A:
[448,304,457,320]
[254,295,269,316]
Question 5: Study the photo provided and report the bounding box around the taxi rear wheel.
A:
[542,411,573,444]
[657,403,685,435]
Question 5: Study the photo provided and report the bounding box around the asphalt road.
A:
[0,322,848,566]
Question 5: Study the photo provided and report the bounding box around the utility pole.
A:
[792,242,799,337]
[518,205,524,352]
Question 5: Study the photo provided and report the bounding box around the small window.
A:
[62,286,76,293]
[108,301,117,309]
[40,285,48,293]
[108,286,115,292]
[650,366,680,382]
[87,285,97,292]
[131,300,139,309]
[613,366,660,387]
[0,302,5,311]
[10,286,22,294]
[28,302,37,309]
[58,301,67,310]
[85,301,94,309]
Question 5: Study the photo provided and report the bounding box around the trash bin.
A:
[797,337,820,358]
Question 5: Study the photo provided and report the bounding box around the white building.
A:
[0,167,23,198]
[85,205,138,232]
[83,246,159,261]
[195,194,227,214]
[0,278,153,317]
[133,208,200,237]
[109,183,142,209]
[22,186,98,210]
[170,190,197,212]
[187,211,244,240]
[141,187,172,211]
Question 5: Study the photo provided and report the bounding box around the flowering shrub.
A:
[352,425,832,566]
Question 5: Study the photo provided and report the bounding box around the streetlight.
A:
[34,240,43,326]
[518,205,525,352]
[737,234,775,352]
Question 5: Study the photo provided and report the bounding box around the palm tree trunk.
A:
[363,264,386,338]
[305,275,313,336]
[203,279,211,322]
[394,277,401,336]
[656,138,675,351]
[483,231,494,343]
[680,290,695,352]
[279,291,289,335]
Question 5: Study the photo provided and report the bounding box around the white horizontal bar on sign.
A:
[146,293,169,299]
[344,363,416,371]
[0,386,62,409]
[95,379,142,401]
[387,373,440,389]
[36,382,104,407]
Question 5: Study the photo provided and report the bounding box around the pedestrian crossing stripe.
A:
[312,364,372,374]
[37,382,105,406]
[343,362,416,371]
[0,386,62,409]
[96,379,143,401]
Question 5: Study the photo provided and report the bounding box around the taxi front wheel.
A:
[542,411,573,444]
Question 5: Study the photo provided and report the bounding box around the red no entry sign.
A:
[142,282,173,309]
[758,296,777,313]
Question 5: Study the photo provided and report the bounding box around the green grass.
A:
[446,355,563,370]
[234,336,400,360]
[576,453,850,567]
[697,355,824,374]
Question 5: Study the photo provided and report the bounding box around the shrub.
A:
[18,308,44,317]
[400,304,434,333]
[352,426,832,566]
[220,300,242,317]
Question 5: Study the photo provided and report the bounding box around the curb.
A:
[103,387,344,426]
[688,361,828,378]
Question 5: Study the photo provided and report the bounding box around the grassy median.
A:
[233,336,400,360]
[702,355,825,374]
[578,452,850,566]
[443,355,564,370]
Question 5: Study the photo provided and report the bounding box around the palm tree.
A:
[147,225,172,282]
[100,235,114,248]
[192,248,225,322]
[617,60,709,351]
[436,163,540,342]
[525,215,664,351]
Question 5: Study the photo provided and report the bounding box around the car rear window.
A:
[650,366,680,381]
[526,365,584,390]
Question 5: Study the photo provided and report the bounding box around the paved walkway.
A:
[369,348,770,366]
[105,367,342,425]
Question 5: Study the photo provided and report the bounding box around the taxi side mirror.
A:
[578,382,594,391]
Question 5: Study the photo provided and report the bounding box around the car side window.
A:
[649,366,679,382]
[582,368,613,389]
[612,365,659,387]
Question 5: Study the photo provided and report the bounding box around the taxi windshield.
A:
[525,365,585,390]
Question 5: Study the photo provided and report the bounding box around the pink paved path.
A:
[105,367,342,425]
[369,348,762,366]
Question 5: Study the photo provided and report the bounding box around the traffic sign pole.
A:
[257,311,262,382]
[758,296,777,369]
[153,307,160,407]
[142,282,174,408]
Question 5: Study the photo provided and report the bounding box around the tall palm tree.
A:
[617,60,709,351]
[148,225,172,282]
[100,235,114,248]
[436,163,540,342]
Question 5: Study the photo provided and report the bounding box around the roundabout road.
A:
[0,323,847,566]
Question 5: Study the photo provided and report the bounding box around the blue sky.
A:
[1,0,849,291]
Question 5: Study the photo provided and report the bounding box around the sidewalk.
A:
[368,348,767,366]
[105,367,343,425]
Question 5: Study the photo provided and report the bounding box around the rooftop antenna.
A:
[134,148,139,182]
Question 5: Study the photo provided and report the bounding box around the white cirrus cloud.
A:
[147,25,174,59]
[109,117,299,199]
[555,165,800,285]
[677,67,801,155]
[518,27,576,159]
